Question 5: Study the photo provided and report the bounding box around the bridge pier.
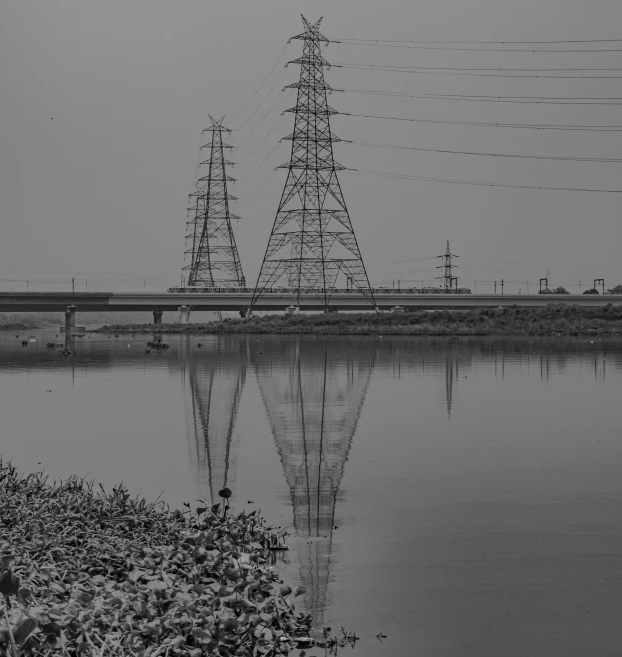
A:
[286,306,300,315]
[153,310,163,325]
[178,305,191,324]
[65,305,77,350]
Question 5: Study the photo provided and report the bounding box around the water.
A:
[1,331,621,656]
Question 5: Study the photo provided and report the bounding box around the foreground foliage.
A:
[96,303,622,336]
[0,463,350,657]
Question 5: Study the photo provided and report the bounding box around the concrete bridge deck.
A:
[0,291,620,313]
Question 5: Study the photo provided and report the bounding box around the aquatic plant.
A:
[0,462,344,657]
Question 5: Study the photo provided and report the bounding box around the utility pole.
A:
[436,241,459,293]
[72,277,75,293]
[249,16,375,314]
[183,116,244,289]
[501,279,504,295]
[494,281,497,294]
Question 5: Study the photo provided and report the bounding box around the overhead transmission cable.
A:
[230,42,290,124]
[344,168,622,193]
[334,87,622,106]
[332,63,622,79]
[234,112,288,151]
[233,85,292,149]
[343,139,622,163]
[340,111,622,131]
[234,93,290,133]
[329,42,622,53]
[235,66,290,131]
[330,37,622,45]
[342,64,622,72]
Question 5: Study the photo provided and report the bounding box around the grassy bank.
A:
[0,462,352,657]
[95,304,622,337]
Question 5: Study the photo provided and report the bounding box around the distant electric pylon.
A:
[248,16,375,314]
[183,116,245,288]
[436,240,459,292]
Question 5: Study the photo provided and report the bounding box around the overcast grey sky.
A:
[2,0,622,293]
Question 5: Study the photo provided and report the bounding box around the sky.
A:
[1,0,622,294]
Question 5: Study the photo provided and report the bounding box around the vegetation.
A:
[94,303,622,337]
[0,312,201,331]
[0,462,354,657]
[583,289,599,295]
[606,284,622,294]
[538,286,569,294]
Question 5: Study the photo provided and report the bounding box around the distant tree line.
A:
[537,284,622,295]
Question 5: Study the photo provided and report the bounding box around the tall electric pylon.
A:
[183,116,245,288]
[436,240,459,292]
[248,16,375,313]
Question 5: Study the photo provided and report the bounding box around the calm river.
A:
[1,331,621,656]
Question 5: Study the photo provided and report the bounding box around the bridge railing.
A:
[166,286,473,295]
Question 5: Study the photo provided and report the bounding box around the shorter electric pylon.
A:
[183,116,245,288]
[436,241,459,292]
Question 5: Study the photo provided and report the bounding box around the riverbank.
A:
[0,462,350,657]
[95,304,622,336]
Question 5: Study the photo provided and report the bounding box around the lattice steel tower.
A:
[249,16,375,313]
[436,240,459,292]
[184,116,245,287]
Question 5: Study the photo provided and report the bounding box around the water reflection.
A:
[177,338,248,504]
[252,340,375,626]
[445,357,457,418]
[2,334,622,655]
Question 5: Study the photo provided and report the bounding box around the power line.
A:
[460,256,622,270]
[344,64,622,72]
[344,168,622,193]
[340,111,622,131]
[373,265,439,276]
[334,87,622,106]
[234,93,290,133]
[230,42,290,124]
[333,63,622,79]
[330,37,622,45]
[343,139,622,163]
[235,69,290,132]
[233,114,288,149]
[370,255,622,270]
[368,256,439,266]
[330,41,622,53]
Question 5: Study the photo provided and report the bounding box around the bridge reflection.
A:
[252,340,375,627]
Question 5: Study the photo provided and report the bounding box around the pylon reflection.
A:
[182,341,247,505]
[253,340,374,627]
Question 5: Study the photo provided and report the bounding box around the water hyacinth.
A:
[0,462,339,657]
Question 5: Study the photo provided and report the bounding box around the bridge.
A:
[1,290,620,325]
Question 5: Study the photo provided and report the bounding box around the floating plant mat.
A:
[0,463,356,656]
